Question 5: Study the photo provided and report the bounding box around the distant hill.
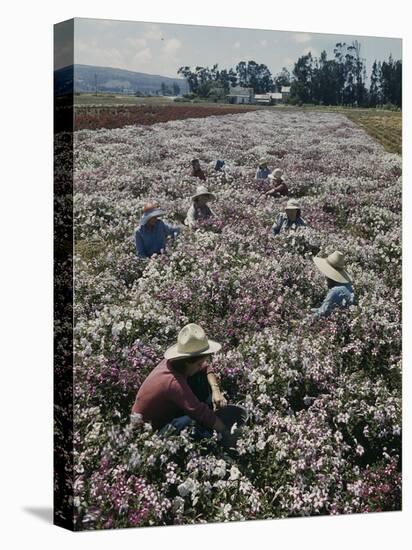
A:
[54,64,189,96]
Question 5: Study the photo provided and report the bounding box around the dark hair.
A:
[169,356,200,373]
[170,354,211,374]
[193,195,207,205]
[326,277,340,289]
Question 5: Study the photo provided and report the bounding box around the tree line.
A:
[177,41,402,108]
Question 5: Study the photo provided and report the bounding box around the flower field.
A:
[70,109,401,529]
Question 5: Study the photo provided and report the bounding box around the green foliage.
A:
[177,47,401,110]
[178,60,274,97]
[289,43,401,110]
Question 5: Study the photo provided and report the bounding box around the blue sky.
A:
[61,18,402,79]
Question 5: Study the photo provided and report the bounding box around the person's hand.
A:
[212,388,227,409]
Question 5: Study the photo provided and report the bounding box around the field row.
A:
[71,100,402,155]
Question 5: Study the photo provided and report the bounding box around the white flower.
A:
[213,460,227,479]
[177,477,196,497]
[222,503,232,517]
[129,452,141,468]
[229,465,241,481]
[256,439,266,451]
[356,444,365,456]
[111,321,124,336]
[130,413,143,426]
[172,496,185,513]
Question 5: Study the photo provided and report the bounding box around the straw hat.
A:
[191,185,216,201]
[269,168,284,181]
[258,157,268,166]
[140,202,165,226]
[285,198,300,211]
[164,323,222,360]
[313,251,351,284]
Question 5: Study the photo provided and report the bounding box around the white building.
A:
[227,86,254,104]
[227,86,290,105]
[254,92,283,105]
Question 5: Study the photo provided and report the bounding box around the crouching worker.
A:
[191,158,206,181]
[135,202,181,259]
[185,185,216,228]
[131,323,237,446]
[272,198,306,236]
[264,168,288,197]
[311,250,355,318]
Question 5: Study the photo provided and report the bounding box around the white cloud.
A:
[162,38,182,56]
[260,39,268,47]
[74,42,124,68]
[101,48,124,67]
[233,41,241,49]
[144,24,163,41]
[293,33,312,43]
[134,48,152,64]
[125,37,147,49]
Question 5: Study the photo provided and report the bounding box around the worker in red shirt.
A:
[191,158,206,181]
[264,168,289,197]
[131,324,236,444]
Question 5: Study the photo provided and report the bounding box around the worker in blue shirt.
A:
[255,157,271,180]
[272,199,307,235]
[135,202,181,259]
[311,251,355,318]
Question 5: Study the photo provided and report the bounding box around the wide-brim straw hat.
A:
[313,250,351,284]
[258,157,269,166]
[164,323,221,360]
[191,185,216,201]
[285,198,300,211]
[140,208,166,225]
[269,168,284,180]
